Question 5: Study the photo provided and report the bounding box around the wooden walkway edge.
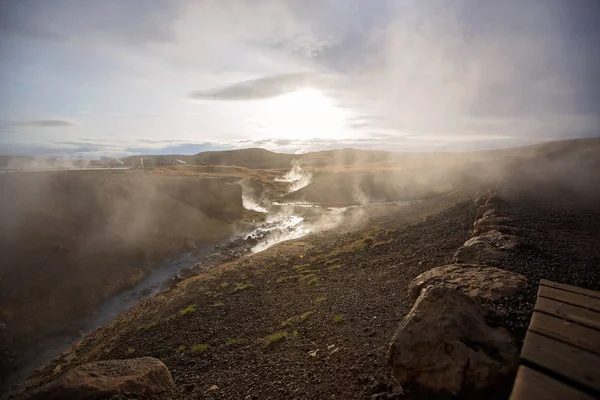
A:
[510,279,600,399]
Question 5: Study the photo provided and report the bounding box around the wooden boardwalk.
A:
[510,279,600,399]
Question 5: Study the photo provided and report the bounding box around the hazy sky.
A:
[1,0,599,157]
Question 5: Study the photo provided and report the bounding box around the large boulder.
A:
[482,209,500,218]
[473,216,512,229]
[485,195,508,207]
[474,197,487,206]
[471,216,518,237]
[453,230,521,265]
[408,264,527,302]
[19,357,174,399]
[475,204,497,220]
[472,225,520,238]
[387,287,519,395]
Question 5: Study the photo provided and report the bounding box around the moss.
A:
[233,282,253,291]
[333,315,344,323]
[373,239,393,248]
[126,347,135,355]
[281,311,314,327]
[292,263,311,270]
[266,331,288,345]
[191,344,209,354]
[179,305,196,316]
[176,345,186,353]
[212,301,225,307]
[314,296,326,304]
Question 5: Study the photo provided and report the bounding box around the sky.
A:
[0,0,599,158]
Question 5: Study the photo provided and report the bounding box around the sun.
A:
[254,88,352,140]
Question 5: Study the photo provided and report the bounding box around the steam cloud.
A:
[275,160,313,193]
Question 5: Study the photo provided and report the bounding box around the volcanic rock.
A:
[485,195,508,207]
[18,357,174,399]
[453,230,521,265]
[475,204,497,220]
[387,287,519,395]
[408,264,527,302]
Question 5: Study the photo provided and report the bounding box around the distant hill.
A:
[118,148,396,169]
[4,138,600,170]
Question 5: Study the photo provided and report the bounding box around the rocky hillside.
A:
[0,170,244,383]
[4,138,600,399]
[13,139,600,398]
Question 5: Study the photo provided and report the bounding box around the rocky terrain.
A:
[3,138,600,399]
[0,170,246,385]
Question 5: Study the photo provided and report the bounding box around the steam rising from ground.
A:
[247,202,362,253]
[4,157,92,171]
[275,160,313,193]
[240,180,267,212]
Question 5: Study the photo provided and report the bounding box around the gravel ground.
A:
[13,167,600,400]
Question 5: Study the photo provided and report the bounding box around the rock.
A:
[485,195,508,207]
[472,224,519,237]
[408,264,527,302]
[184,240,197,251]
[473,216,512,229]
[482,209,500,218]
[466,230,522,250]
[20,357,174,399]
[387,287,519,395]
[475,204,497,220]
[474,197,487,206]
[453,230,521,265]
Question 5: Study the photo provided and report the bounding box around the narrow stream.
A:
[4,198,337,393]
[4,160,407,393]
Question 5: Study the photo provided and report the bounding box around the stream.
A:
[4,162,404,393]
[3,196,349,393]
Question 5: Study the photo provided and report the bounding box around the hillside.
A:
[0,170,247,386]
[8,138,600,399]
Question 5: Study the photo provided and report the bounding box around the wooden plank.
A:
[529,311,600,355]
[535,296,600,331]
[540,279,600,300]
[521,331,600,394]
[510,365,596,400]
[538,285,600,313]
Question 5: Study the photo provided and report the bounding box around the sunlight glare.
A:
[254,88,353,140]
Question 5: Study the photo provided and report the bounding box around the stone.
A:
[475,204,497,220]
[473,216,512,229]
[485,195,508,207]
[472,224,519,238]
[19,357,174,399]
[453,230,521,265]
[387,287,519,395]
[482,209,500,218]
[474,197,487,206]
[465,230,521,250]
[407,264,527,302]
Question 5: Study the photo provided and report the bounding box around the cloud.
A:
[11,119,76,127]
[190,73,318,101]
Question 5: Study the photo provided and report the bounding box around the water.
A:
[3,250,208,393]
[6,197,407,393]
